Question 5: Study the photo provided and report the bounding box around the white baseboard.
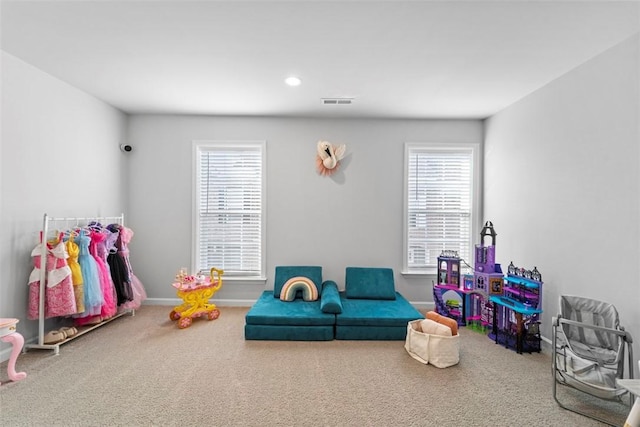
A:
[143,298,434,310]
[0,334,47,363]
[410,301,435,310]
[0,347,14,364]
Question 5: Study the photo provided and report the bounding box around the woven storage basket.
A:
[404,319,460,368]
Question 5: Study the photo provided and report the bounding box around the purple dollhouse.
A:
[462,221,501,332]
[489,262,543,353]
[474,221,504,297]
[437,251,461,287]
[433,251,466,325]
[433,221,502,330]
[433,221,543,352]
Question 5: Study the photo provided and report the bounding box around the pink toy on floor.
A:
[0,318,27,384]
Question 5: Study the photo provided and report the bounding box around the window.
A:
[193,141,266,280]
[403,142,479,274]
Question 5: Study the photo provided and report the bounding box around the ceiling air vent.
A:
[322,98,353,105]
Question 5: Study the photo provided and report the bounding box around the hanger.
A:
[64,228,78,242]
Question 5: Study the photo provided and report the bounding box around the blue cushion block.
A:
[245,324,334,341]
[245,291,335,326]
[336,292,423,340]
[273,266,323,298]
[336,292,423,327]
[320,280,342,314]
[345,267,396,300]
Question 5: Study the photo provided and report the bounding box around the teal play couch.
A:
[244,266,423,341]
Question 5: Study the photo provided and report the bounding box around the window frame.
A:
[192,140,267,284]
[402,141,480,276]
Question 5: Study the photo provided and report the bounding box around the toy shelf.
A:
[489,269,543,354]
[432,284,467,326]
[505,275,542,288]
[437,284,463,291]
[489,295,542,315]
[502,287,539,303]
[466,315,490,325]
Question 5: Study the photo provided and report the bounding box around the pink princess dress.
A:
[99,228,120,317]
[90,229,118,319]
[27,234,77,319]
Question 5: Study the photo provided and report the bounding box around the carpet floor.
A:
[0,305,630,426]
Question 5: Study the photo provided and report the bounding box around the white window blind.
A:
[404,143,477,273]
[194,141,265,277]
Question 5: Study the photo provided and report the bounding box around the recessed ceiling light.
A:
[285,76,302,87]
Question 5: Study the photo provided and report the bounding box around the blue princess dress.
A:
[73,229,103,320]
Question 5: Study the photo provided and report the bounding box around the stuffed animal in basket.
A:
[426,311,458,336]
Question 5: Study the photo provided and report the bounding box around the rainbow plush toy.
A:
[280,276,319,302]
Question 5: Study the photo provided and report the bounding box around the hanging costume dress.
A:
[106,224,133,305]
[73,229,103,319]
[27,235,77,319]
[119,226,147,309]
[90,229,118,319]
[99,227,119,319]
[65,235,85,314]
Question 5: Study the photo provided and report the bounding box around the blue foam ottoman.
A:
[245,291,336,340]
[244,266,342,341]
[335,267,424,340]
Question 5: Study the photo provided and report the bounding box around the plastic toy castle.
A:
[433,221,503,332]
[433,221,543,353]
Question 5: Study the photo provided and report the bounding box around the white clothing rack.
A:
[24,213,134,355]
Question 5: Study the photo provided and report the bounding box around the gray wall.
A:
[126,116,483,305]
[0,51,128,359]
[484,34,640,360]
[4,32,638,363]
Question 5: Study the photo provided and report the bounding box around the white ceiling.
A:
[2,1,639,119]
